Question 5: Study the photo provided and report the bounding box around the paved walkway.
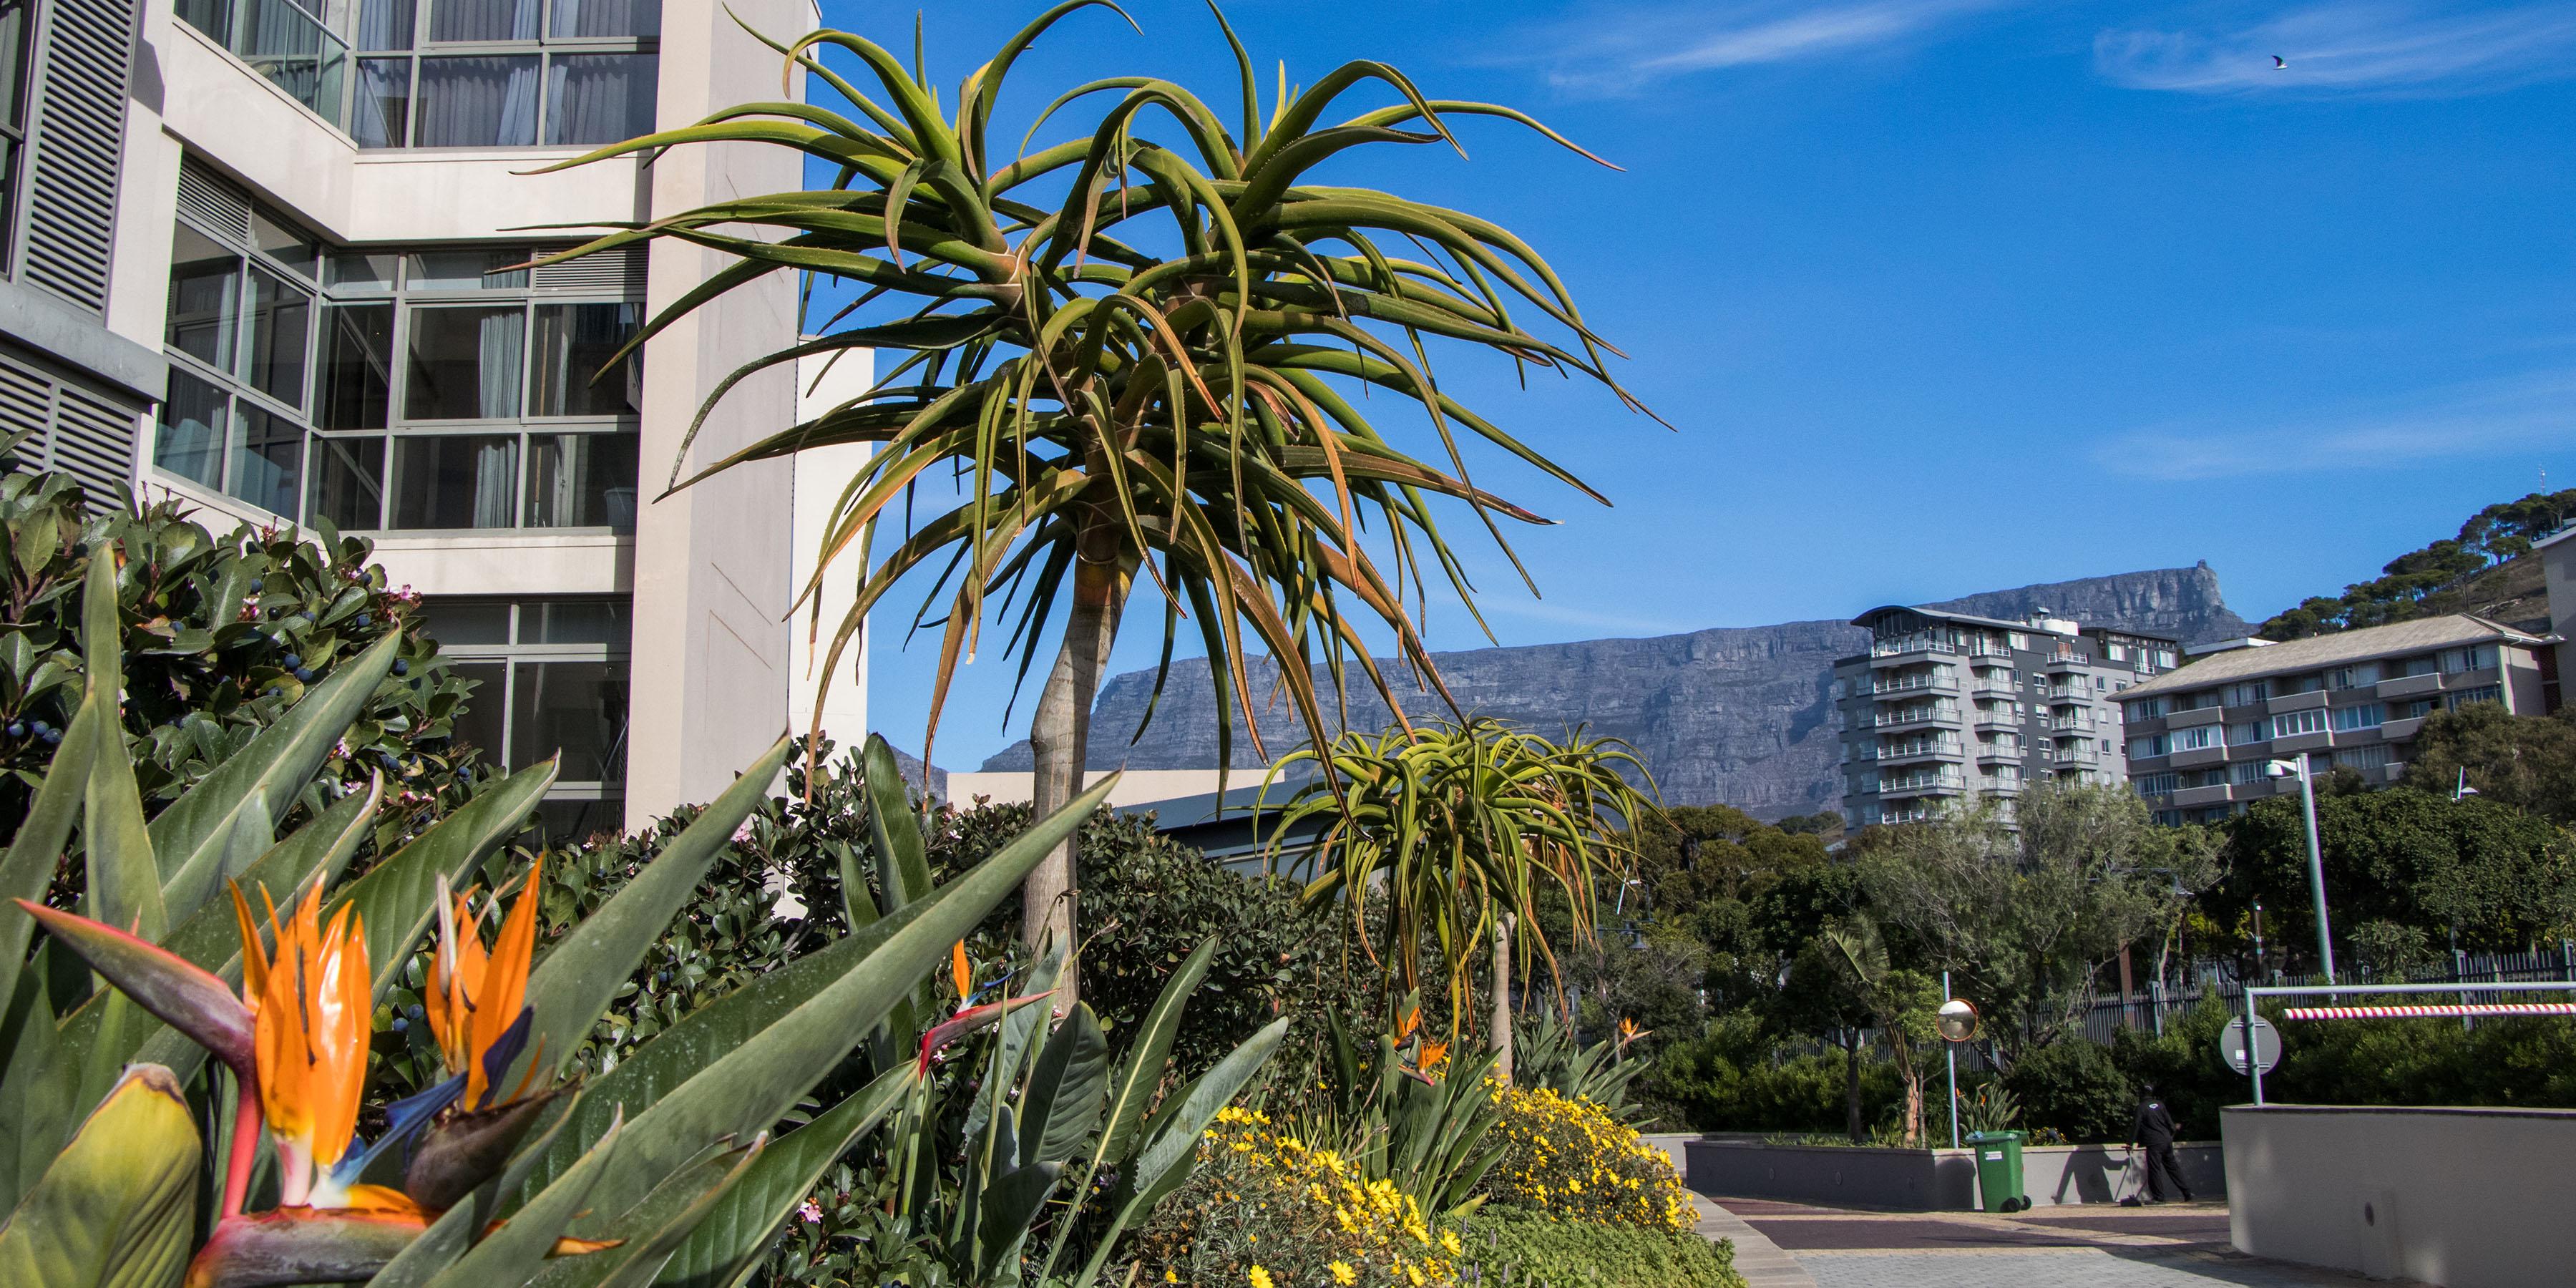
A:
[1701,1197,2427,1288]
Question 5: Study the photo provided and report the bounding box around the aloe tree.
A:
[532,1,1646,996]
[1266,719,1652,1078]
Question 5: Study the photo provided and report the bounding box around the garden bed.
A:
[1681,1137,2225,1211]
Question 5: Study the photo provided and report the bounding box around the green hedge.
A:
[1457,1209,1743,1288]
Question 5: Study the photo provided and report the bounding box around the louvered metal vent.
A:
[21,0,140,313]
[532,246,646,295]
[175,159,254,241]
[0,351,142,508]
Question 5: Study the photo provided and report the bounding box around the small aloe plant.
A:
[0,547,1123,1287]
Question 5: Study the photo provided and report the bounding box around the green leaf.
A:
[556,1138,767,1288]
[974,1160,1060,1275]
[0,686,99,1018]
[84,677,165,943]
[1020,1003,1107,1168]
[541,774,1116,1238]
[150,629,401,921]
[653,1064,913,1288]
[1079,1018,1287,1288]
[0,972,72,1219]
[862,734,931,909]
[519,737,791,1088]
[1096,939,1215,1166]
[335,760,558,1003]
[423,1108,624,1288]
[0,1063,197,1288]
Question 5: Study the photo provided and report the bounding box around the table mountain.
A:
[978,564,2250,819]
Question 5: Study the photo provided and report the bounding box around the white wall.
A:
[2540,531,2575,710]
[2225,1104,2576,1287]
[946,770,1263,809]
[788,348,873,758]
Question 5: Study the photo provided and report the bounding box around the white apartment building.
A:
[0,0,864,835]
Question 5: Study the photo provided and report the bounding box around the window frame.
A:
[350,0,658,150]
[425,595,630,794]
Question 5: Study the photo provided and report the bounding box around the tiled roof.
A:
[2118,614,2548,700]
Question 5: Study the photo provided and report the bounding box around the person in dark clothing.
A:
[2127,1083,2192,1204]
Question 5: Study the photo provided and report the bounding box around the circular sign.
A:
[1937,997,1979,1043]
[2221,1016,2283,1075]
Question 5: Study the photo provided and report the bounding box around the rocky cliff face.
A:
[978,565,2250,819]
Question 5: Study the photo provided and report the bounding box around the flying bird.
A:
[2272,55,2288,69]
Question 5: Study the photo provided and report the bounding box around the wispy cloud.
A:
[1510,0,2006,96]
[2096,3,2576,97]
[2094,369,2576,482]
[1474,595,1693,637]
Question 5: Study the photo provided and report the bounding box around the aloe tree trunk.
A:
[1491,912,1516,1083]
[1025,537,1126,1005]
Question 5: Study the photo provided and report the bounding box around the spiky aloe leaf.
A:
[0,1064,197,1288]
[530,774,1116,1241]
[516,737,792,1089]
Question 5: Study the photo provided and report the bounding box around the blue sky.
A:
[824,1,2576,769]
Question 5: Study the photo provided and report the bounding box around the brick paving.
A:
[1698,1197,2422,1288]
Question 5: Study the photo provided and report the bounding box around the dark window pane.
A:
[530,796,617,847]
[356,0,413,49]
[391,434,518,527]
[519,597,628,646]
[155,371,229,489]
[173,0,233,49]
[318,303,394,429]
[419,598,512,643]
[167,224,241,370]
[405,305,524,419]
[326,252,399,291]
[524,432,637,529]
[446,660,508,765]
[430,0,537,41]
[415,56,537,147]
[510,659,627,781]
[306,435,386,530]
[542,53,655,146]
[406,248,527,291]
[228,403,301,517]
[548,0,654,37]
[528,302,639,415]
[353,57,411,147]
[0,0,34,131]
[252,209,317,277]
[242,268,311,407]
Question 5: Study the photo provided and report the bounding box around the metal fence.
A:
[2080,947,2576,1043]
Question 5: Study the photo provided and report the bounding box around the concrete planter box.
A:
[1683,1136,2224,1211]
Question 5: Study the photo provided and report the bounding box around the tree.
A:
[1269,719,1652,1078]
[2398,703,2576,826]
[2258,487,2575,639]
[1632,804,1830,912]
[1820,912,1940,1145]
[2215,787,2576,972]
[541,6,1644,997]
[1855,784,2212,1060]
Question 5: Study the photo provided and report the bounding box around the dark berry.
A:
[355,613,371,628]
[247,578,263,592]
[391,658,409,675]
[5,723,21,738]
[282,653,302,670]
[40,730,59,745]
[265,687,283,698]
[293,668,315,683]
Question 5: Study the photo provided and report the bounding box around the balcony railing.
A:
[1879,738,1963,761]
[1873,675,1960,696]
[179,0,351,127]
[1870,637,1958,658]
[2051,748,2102,766]
[1873,704,1959,728]
[2047,715,2096,733]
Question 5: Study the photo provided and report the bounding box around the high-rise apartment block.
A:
[2115,614,2558,824]
[1835,606,2180,829]
[0,0,859,836]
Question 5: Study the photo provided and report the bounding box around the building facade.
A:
[1834,606,2180,829]
[2540,525,2575,697]
[2115,614,2557,825]
[0,0,859,835]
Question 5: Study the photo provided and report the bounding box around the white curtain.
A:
[417,56,537,147]
[474,308,523,418]
[472,439,514,528]
[543,54,653,147]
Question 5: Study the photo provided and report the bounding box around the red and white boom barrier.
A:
[2283,1003,2576,1020]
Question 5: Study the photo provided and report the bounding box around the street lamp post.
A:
[2266,753,2336,984]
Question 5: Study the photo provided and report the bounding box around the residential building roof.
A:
[2537,525,2576,552]
[2118,614,2552,700]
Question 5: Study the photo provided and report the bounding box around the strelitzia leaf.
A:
[190,1204,431,1288]
[0,1063,198,1288]
[1079,1017,1287,1287]
[0,684,99,1027]
[655,1063,914,1288]
[518,737,792,1090]
[424,1108,625,1288]
[11,901,253,1076]
[1020,1002,1107,1168]
[335,760,559,1003]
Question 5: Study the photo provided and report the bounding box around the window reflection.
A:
[525,431,637,529]
[542,54,655,146]
[414,55,539,147]
[392,434,518,528]
[167,224,240,371]
[157,371,229,489]
[318,303,394,429]
[306,435,386,530]
[406,305,525,419]
[243,268,312,408]
[510,659,628,781]
[529,301,640,415]
[231,403,303,517]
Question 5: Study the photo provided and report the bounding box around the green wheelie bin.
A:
[1966,1130,2028,1212]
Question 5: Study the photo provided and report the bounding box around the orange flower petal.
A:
[467,859,542,1106]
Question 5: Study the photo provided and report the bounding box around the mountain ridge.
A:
[977,565,2250,819]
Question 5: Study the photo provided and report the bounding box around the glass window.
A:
[447,660,509,761]
[432,0,540,42]
[167,224,242,370]
[550,0,656,37]
[414,55,540,146]
[543,53,655,145]
[357,0,415,49]
[524,431,637,528]
[318,303,394,429]
[2331,703,2384,732]
[509,660,627,781]
[156,371,230,489]
[420,599,512,644]
[327,253,401,292]
[253,210,319,278]
[406,305,525,419]
[528,301,639,414]
[231,404,304,517]
[391,434,519,527]
[306,434,386,530]
[407,248,528,291]
[353,58,413,147]
[519,597,628,645]
[243,268,313,407]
